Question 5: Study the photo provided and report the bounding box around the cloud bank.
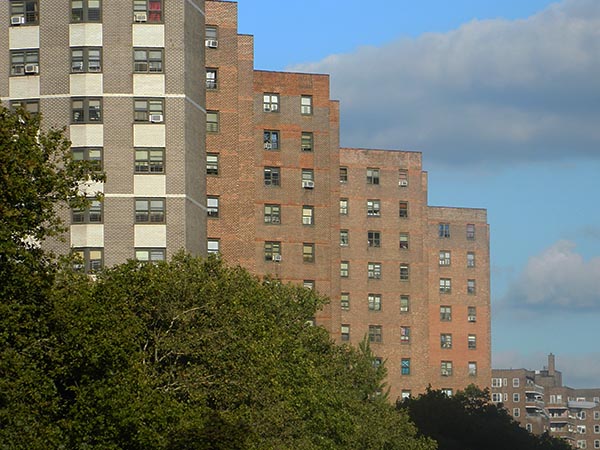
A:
[290,0,600,167]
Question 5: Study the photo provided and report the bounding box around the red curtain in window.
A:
[148,0,161,22]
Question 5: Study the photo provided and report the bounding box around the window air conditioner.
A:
[468,315,476,322]
[273,254,282,262]
[205,39,219,48]
[302,180,315,189]
[24,64,39,74]
[270,104,278,112]
[11,15,25,25]
[399,180,408,186]
[149,114,164,123]
[72,62,84,72]
[270,217,280,223]
[264,142,272,150]
[441,369,450,376]
[134,12,148,22]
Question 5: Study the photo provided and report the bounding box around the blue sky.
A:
[237,0,600,388]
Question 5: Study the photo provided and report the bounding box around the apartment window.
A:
[468,306,477,322]
[369,325,382,343]
[441,389,453,397]
[303,280,314,290]
[301,132,313,152]
[301,168,314,182]
[400,295,410,313]
[205,26,218,47]
[367,231,381,247]
[340,261,349,278]
[513,408,520,418]
[71,47,102,73]
[263,130,280,150]
[133,0,162,22]
[513,393,520,402]
[206,68,217,89]
[340,230,349,246]
[468,334,476,350]
[301,205,314,225]
[339,198,348,215]
[71,0,101,22]
[72,248,103,273]
[135,148,164,173]
[577,440,587,449]
[72,147,102,171]
[206,153,219,175]
[341,293,350,311]
[440,333,452,349]
[467,279,476,294]
[72,199,102,223]
[264,204,281,224]
[595,413,600,421]
[135,198,165,223]
[399,170,408,187]
[439,250,451,266]
[264,241,281,261]
[400,264,410,281]
[401,390,412,399]
[10,1,39,25]
[491,393,502,402]
[399,201,408,218]
[135,248,165,262]
[441,361,453,376]
[401,358,411,375]
[207,239,220,254]
[300,95,312,114]
[339,167,348,182]
[400,326,410,343]
[439,223,450,238]
[367,199,381,217]
[366,168,380,185]
[341,324,350,341]
[400,233,409,249]
[439,278,451,293]
[10,99,39,116]
[303,243,315,263]
[134,48,163,73]
[134,98,164,122]
[368,263,382,280]
[512,378,520,387]
[10,49,39,76]
[581,412,588,421]
[526,424,533,433]
[491,378,502,388]
[72,98,102,123]
[264,167,280,186]
[207,196,219,218]
[206,111,219,133]
[467,252,475,268]
[594,441,600,449]
[469,362,477,376]
[467,223,476,240]
[263,93,279,112]
[594,425,600,433]
[440,306,452,321]
[368,293,382,311]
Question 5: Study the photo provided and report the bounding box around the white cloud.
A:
[289,0,600,167]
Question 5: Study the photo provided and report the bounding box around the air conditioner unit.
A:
[149,114,164,123]
[205,39,219,48]
[270,104,279,112]
[270,217,280,224]
[72,62,84,72]
[264,142,272,150]
[441,369,450,376]
[11,15,25,25]
[302,180,315,189]
[134,12,148,22]
[468,315,476,322]
[399,180,408,186]
[273,254,282,262]
[24,64,39,74]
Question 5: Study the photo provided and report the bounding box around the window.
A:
[72,147,102,171]
[134,98,164,122]
[595,425,600,434]
[400,233,409,249]
[303,280,314,290]
[366,168,380,185]
[468,306,477,322]
[135,198,165,223]
[264,241,281,261]
[441,361,453,376]
[10,49,39,76]
[340,230,349,246]
[513,378,520,388]
[367,199,380,217]
[399,201,408,218]
[578,440,587,449]
[206,68,217,89]
[491,378,502,388]
[401,390,412,399]
[135,148,164,173]
[467,279,476,294]
[302,205,314,225]
[439,223,450,238]
[10,1,39,25]
[369,325,382,343]
[594,441,600,449]
[440,334,452,349]
[513,408,520,417]
[526,424,532,433]
[367,231,381,247]
[341,293,350,311]
[439,278,451,293]
[399,169,408,187]
[71,47,102,72]
[339,167,348,182]
[368,293,382,310]
[72,199,102,223]
[513,393,520,402]
[301,95,312,114]
[368,263,382,280]
[595,412,600,421]
[492,393,502,402]
[206,153,219,175]
[400,264,410,281]
[134,48,163,73]
[207,196,219,218]
[441,388,453,397]
[263,130,280,150]
[303,243,315,263]
[264,204,281,224]
[581,412,588,421]
[301,132,313,152]
[10,99,39,116]
[206,110,219,133]
[133,0,162,22]
[469,362,477,376]
[400,295,410,313]
[264,167,280,186]
[439,251,451,266]
[301,168,314,182]
[401,358,411,375]
[467,223,475,240]
[339,198,348,215]
[71,0,101,22]
[467,252,475,268]
[341,324,350,341]
[207,239,220,254]
[263,93,279,112]
[400,326,410,343]
[135,248,165,262]
[440,305,452,321]
[468,334,476,349]
[205,26,218,46]
[72,98,102,123]
[340,261,349,277]
[72,247,103,272]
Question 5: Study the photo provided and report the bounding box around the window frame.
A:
[440,333,452,349]
[400,325,410,343]
[339,166,348,182]
[400,295,410,313]
[71,97,102,123]
[341,324,350,341]
[206,153,219,176]
[264,166,281,186]
[467,279,476,295]
[135,198,165,223]
[302,243,315,263]
[340,261,349,278]
[135,247,166,263]
[207,238,220,254]
[367,199,381,217]
[467,252,476,268]
[264,241,281,262]
[300,95,312,115]
[367,230,381,247]
[341,292,350,311]
[439,278,452,293]
[71,47,102,73]
[72,247,103,273]
[134,98,164,122]
[206,110,219,133]
[206,196,219,218]
[10,49,39,76]
[10,0,39,25]
[133,0,163,23]
[71,198,103,224]
[71,0,102,23]
[368,263,382,280]
[340,229,349,246]
[72,147,103,171]
[368,293,382,311]
[10,99,39,117]
[264,204,281,224]
[468,362,477,376]
[206,67,218,89]
[400,263,410,281]
[263,130,280,150]
[399,233,409,249]
[468,334,477,350]
[301,132,313,152]
[133,48,164,73]
[441,361,453,377]
[467,223,476,240]
[263,93,279,112]
[135,148,165,173]
[366,167,380,185]
[399,201,408,218]
[339,198,348,215]
[439,250,451,266]
[368,325,382,343]
[439,223,450,238]
[440,305,452,321]
[401,358,411,375]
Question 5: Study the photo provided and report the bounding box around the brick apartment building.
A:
[493,354,600,448]
[1,0,490,400]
